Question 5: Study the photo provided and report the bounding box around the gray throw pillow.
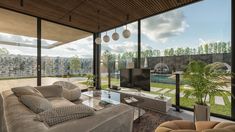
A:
[20,95,52,113]
[35,104,95,126]
[12,86,43,97]
[63,88,81,101]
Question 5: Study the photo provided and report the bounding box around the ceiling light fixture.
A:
[95,10,102,44]
[103,31,110,43]
[112,28,119,41]
[122,13,131,39]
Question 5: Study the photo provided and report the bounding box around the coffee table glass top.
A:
[81,90,120,110]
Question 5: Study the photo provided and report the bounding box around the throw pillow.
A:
[12,86,43,97]
[35,104,95,126]
[20,95,52,113]
[63,88,81,101]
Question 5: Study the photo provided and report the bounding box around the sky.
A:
[0,0,231,58]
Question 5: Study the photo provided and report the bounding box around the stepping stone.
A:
[215,96,225,105]
[228,96,231,103]
[151,87,162,92]
[184,85,191,89]
[189,95,195,99]
[180,92,185,97]
[159,88,170,94]
[169,89,176,94]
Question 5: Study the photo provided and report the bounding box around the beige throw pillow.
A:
[12,86,43,97]
[35,104,95,126]
[20,95,52,113]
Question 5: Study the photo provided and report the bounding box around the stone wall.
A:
[0,55,92,79]
[143,53,231,72]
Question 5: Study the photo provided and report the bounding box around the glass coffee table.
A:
[81,90,144,121]
[81,90,120,111]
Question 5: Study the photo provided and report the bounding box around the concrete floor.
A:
[167,107,232,122]
[0,77,88,92]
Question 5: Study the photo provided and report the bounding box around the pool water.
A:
[151,74,176,84]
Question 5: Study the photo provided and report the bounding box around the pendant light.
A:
[95,10,102,44]
[112,28,119,41]
[123,25,131,38]
[123,14,131,39]
[103,31,110,43]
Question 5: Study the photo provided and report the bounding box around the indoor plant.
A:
[86,74,96,91]
[183,60,231,121]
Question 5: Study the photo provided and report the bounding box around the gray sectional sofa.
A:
[0,85,134,132]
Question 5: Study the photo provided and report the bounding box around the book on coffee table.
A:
[124,97,138,104]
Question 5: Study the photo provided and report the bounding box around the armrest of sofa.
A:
[48,103,134,132]
[35,85,63,98]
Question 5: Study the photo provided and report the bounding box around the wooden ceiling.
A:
[0,0,200,33]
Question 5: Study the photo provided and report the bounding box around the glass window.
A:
[141,0,231,116]
[100,22,138,89]
[41,20,93,91]
[0,8,37,92]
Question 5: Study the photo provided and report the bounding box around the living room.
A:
[0,0,235,132]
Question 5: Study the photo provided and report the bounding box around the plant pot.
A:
[194,104,210,121]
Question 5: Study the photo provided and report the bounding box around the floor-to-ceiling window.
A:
[41,20,93,89]
[141,0,231,116]
[0,8,37,92]
[100,22,138,89]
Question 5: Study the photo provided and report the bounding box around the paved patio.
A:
[0,77,88,92]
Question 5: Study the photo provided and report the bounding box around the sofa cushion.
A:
[53,81,81,101]
[12,86,43,97]
[36,104,95,126]
[20,95,52,113]
[195,121,219,131]
[35,85,63,98]
[47,97,75,108]
[63,88,81,101]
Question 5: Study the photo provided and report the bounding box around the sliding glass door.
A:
[41,20,93,90]
[0,8,37,92]
[140,0,231,116]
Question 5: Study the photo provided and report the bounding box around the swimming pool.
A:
[151,74,176,84]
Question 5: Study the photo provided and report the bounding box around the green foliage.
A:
[183,60,231,105]
[69,55,81,72]
[86,74,95,87]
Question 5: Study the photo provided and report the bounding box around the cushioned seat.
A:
[156,120,235,132]
[53,81,81,101]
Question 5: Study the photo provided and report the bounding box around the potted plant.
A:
[183,60,231,121]
[86,74,96,91]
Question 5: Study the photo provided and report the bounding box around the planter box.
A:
[194,104,210,121]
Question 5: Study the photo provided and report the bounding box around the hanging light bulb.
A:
[95,10,102,44]
[95,37,102,44]
[112,28,119,41]
[123,25,131,38]
[103,32,110,43]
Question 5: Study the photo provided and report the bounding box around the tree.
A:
[184,47,190,55]
[69,55,81,73]
[169,48,174,56]
[208,43,213,54]
[227,42,231,53]
[213,42,218,53]
[221,42,227,53]
[164,49,169,56]
[198,45,204,54]
[217,42,222,53]
[204,44,209,54]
